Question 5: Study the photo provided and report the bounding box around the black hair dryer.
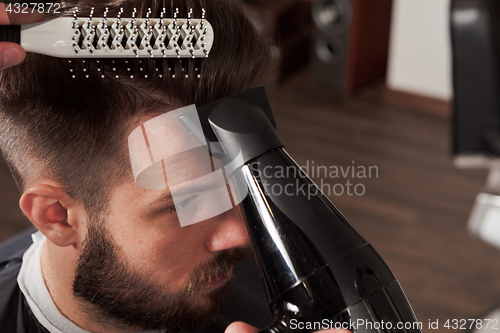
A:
[185,86,422,333]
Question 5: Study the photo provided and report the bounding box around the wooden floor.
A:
[1,69,499,332]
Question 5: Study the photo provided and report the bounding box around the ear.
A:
[20,183,84,247]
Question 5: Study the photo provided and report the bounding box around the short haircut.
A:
[0,0,277,216]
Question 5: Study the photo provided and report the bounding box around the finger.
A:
[0,4,45,25]
[225,321,259,333]
[0,3,8,25]
[8,11,45,25]
[0,43,26,70]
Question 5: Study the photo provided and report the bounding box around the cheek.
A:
[105,211,209,286]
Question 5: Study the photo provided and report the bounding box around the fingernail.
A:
[3,48,21,69]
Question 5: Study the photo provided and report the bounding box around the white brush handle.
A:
[19,17,214,58]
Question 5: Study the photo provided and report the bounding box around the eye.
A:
[164,206,176,215]
[176,194,200,210]
[161,194,201,217]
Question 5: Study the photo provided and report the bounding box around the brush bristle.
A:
[71,7,212,59]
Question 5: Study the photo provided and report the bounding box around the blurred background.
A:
[2,0,500,332]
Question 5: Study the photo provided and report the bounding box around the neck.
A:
[40,241,137,333]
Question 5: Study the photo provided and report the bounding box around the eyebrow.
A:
[150,191,174,208]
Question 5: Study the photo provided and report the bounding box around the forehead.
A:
[128,105,213,190]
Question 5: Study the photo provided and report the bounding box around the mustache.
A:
[187,247,250,293]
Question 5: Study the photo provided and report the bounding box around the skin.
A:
[3,4,346,333]
[20,175,348,333]
[21,177,253,332]
[226,322,349,333]
[0,3,44,70]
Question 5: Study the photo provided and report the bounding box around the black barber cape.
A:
[0,228,272,333]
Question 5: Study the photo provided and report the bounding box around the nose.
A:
[204,205,251,253]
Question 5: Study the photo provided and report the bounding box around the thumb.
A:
[226,321,259,333]
[0,44,25,70]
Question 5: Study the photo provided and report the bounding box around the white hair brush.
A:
[0,7,214,59]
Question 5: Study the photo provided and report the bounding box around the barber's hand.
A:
[0,3,44,70]
[225,321,351,333]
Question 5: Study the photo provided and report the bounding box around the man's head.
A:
[0,0,276,331]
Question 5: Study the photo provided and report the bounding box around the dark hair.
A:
[0,0,277,215]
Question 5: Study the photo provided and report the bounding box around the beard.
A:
[72,220,249,332]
